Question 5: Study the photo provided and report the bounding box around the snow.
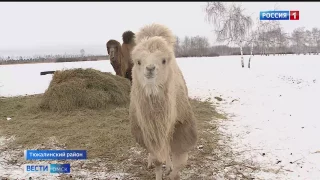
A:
[0,60,115,97]
[179,55,320,179]
[1,55,320,179]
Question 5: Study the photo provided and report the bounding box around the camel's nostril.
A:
[146,65,155,72]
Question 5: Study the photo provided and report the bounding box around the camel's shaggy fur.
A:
[129,23,198,180]
[122,30,135,44]
[106,39,123,76]
[121,31,136,82]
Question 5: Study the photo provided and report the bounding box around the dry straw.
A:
[40,68,131,111]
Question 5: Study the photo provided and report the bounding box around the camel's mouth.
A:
[144,73,156,79]
[145,75,155,80]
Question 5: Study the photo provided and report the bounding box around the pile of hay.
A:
[40,68,131,111]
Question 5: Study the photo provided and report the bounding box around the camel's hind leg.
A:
[168,152,188,180]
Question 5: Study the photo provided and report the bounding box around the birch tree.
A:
[175,36,182,57]
[278,30,289,55]
[311,28,320,54]
[305,30,313,54]
[80,49,85,57]
[246,17,265,68]
[291,27,306,55]
[205,2,253,68]
[181,36,191,56]
[247,29,258,68]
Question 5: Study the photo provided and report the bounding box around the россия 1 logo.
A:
[260,10,299,20]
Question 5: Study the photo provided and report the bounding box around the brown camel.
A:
[106,39,123,76]
[106,31,135,82]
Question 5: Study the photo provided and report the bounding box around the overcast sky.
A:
[0,2,319,57]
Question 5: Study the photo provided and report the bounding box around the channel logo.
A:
[24,164,49,173]
[24,164,70,173]
[260,10,299,20]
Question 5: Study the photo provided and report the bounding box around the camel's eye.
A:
[137,60,141,65]
[162,59,166,64]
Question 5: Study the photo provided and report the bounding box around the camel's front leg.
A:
[147,153,155,169]
[154,159,163,180]
[165,155,173,175]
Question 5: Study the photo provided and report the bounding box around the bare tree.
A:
[181,36,191,56]
[175,36,182,57]
[269,3,287,55]
[244,17,266,68]
[266,24,286,56]
[278,30,289,55]
[205,2,253,68]
[198,36,210,56]
[255,20,279,55]
[178,36,210,57]
[311,27,320,54]
[191,36,210,56]
[291,27,306,55]
[80,49,85,57]
[251,4,285,56]
[305,30,313,54]
[247,29,259,68]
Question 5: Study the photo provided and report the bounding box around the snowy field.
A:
[1,55,320,179]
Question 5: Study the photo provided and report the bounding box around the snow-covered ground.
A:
[1,55,320,179]
[180,55,320,180]
[0,60,115,97]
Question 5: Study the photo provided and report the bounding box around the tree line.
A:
[1,25,319,66]
[249,24,320,56]
[0,53,108,65]
[174,36,219,57]
[173,25,320,58]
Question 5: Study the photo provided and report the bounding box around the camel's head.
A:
[131,36,175,95]
[106,40,121,62]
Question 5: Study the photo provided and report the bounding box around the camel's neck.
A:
[143,88,167,107]
[132,79,176,163]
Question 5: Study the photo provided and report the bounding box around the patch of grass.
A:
[0,95,133,160]
[190,98,226,121]
[0,95,225,179]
